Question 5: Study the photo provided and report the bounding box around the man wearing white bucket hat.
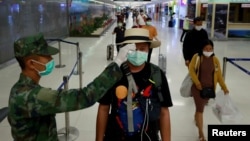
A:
[96,28,173,141]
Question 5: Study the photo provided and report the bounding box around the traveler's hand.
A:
[185,60,190,67]
[196,83,202,90]
[224,89,229,95]
[114,45,135,66]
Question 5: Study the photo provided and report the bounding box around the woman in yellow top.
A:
[188,39,229,141]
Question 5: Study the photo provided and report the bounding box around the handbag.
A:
[180,56,200,98]
[180,74,193,97]
[200,87,215,99]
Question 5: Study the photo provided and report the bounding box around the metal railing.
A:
[57,52,83,141]
[46,38,83,141]
[46,39,81,75]
[222,57,250,80]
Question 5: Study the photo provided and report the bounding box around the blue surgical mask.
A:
[32,60,55,76]
[127,51,148,66]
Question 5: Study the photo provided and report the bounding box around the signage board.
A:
[208,0,250,3]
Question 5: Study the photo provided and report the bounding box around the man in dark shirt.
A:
[182,17,208,67]
[113,22,126,52]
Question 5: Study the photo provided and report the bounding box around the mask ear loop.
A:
[31,60,46,75]
[31,60,46,66]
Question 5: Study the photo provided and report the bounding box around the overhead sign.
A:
[242,3,250,7]
[113,0,151,2]
[203,3,208,7]
[208,0,250,2]
[231,0,250,2]
[114,0,151,1]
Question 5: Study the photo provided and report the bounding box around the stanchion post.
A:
[74,42,80,75]
[57,76,79,141]
[222,57,227,81]
[79,52,83,88]
[55,40,66,68]
[63,76,70,140]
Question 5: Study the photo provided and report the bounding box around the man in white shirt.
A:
[136,9,147,26]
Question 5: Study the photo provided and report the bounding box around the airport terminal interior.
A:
[0,0,250,141]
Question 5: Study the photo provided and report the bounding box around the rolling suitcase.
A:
[107,36,114,60]
[107,44,114,60]
[158,47,166,74]
[168,20,173,27]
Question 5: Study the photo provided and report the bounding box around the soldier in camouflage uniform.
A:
[8,33,132,141]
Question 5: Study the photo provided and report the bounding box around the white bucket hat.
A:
[118,28,161,48]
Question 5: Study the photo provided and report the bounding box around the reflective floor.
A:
[0,13,250,141]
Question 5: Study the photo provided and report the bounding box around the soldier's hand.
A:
[114,45,135,66]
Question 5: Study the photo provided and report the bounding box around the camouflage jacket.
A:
[8,62,122,141]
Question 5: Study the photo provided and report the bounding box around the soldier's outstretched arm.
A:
[24,45,133,116]
[33,62,122,115]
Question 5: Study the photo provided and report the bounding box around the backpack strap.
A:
[149,63,163,102]
[121,63,138,132]
[120,63,163,132]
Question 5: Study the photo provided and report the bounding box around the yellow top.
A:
[188,53,228,92]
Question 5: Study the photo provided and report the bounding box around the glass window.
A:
[229,3,250,23]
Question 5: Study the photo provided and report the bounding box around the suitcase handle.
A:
[112,34,114,45]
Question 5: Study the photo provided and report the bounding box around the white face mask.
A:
[195,26,202,31]
[146,22,152,25]
[118,23,122,27]
[203,51,213,57]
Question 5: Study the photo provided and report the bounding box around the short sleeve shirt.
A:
[99,63,173,108]
[113,27,126,43]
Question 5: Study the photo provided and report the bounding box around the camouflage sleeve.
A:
[35,62,122,115]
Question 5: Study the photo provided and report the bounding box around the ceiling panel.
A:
[89,0,171,8]
[112,0,170,8]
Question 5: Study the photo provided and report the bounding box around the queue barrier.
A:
[57,52,83,141]
[47,38,83,141]
[222,57,250,80]
[46,39,81,75]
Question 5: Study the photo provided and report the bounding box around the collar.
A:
[19,73,38,85]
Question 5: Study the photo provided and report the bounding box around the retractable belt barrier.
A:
[222,57,250,80]
[46,39,81,75]
[46,39,83,141]
[57,52,83,141]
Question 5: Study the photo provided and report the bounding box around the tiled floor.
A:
[0,13,250,141]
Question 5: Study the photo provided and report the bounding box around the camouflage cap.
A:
[14,33,59,57]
